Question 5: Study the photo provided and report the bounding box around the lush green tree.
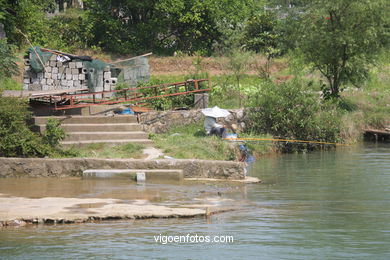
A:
[296,0,389,98]
[266,0,306,8]
[0,96,52,157]
[84,0,159,54]
[0,39,19,78]
[84,0,260,55]
[243,12,280,56]
[247,80,342,152]
[0,0,56,46]
[227,49,253,107]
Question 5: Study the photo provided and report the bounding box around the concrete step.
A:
[64,131,149,141]
[82,169,183,181]
[36,123,143,133]
[34,115,138,125]
[60,139,153,146]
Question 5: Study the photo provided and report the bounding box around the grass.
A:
[53,142,146,159]
[0,78,23,91]
[150,122,274,160]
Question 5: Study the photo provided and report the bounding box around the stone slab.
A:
[82,169,184,181]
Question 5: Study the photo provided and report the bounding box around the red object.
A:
[37,79,210,110]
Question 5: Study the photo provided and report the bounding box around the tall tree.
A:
[296,0,389,98]
[0,0,56,46]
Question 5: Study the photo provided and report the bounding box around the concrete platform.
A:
[0,196,208,226]
[82,169,184,181]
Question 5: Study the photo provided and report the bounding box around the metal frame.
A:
[44,79,210,110]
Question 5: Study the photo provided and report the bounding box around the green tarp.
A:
[28,47,53,73]
[83,59,110,91]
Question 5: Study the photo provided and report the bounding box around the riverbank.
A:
[0,157,245,180]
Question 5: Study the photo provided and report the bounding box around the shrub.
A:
[247,80,342,152]
[0,96,51,157]
[43,119,66,147]
[0,39,19,78]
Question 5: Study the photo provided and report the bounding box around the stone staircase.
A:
[34,115,153,146]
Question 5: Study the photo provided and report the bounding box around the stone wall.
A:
[139,108,248,134]
[0,158,245,180]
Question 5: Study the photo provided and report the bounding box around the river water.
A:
[1,143,389,259]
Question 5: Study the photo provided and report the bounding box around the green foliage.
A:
[0,0,55,46]
[152,122,273,160]
[44,9,91,51]
[243,12,281,58]
[247,80,342,151]
[295,0,389,98]
[58,142,145,159]
[151,122,237,160]
[227,49,254,107]
[135,61,211,110]
[0,96,51,157]
[137,79,173,110]
[43,119,66,147]
[0,78,22,91]
[80,0,263,55]
[0,39,19,78]
[1,1,88,52]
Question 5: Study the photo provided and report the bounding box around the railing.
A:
[50,79,210,110]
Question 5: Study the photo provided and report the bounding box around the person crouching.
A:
[204,116,227,138]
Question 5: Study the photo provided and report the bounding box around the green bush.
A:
[247,80,342,152]
[137,79,173,110]
[0,39,19,78]
[0,78,22,91]
[243,12,281,57]
[151,123,237,161]
[136,75,207,110]
[0,96,51,157]
[43,119,66,147]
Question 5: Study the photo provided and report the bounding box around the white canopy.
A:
[201,106,230,118]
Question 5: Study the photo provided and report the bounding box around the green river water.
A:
[0,143,389,259]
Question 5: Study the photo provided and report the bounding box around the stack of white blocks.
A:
[23,54,118,93]
[23,54,88,91]
[102,67,117,92]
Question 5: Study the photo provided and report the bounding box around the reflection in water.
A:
[0,143,389,259]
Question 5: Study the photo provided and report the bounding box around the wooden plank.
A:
[110,53,153,65]
[364,129,390,135]
[2,88,89,98]
[31,88,89,97]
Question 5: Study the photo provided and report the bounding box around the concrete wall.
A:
[0,158,245,180]
[139,108,248,134]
